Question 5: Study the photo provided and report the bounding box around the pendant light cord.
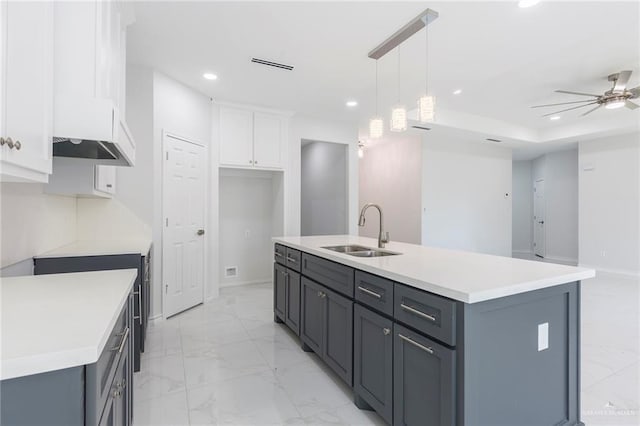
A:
[425,23,429,94]
[375,60,379,116]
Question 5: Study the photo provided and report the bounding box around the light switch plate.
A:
[538,322,549,351]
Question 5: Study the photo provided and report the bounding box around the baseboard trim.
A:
[220,279,271,289]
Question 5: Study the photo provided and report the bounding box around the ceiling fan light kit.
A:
[532,70,640,117]
[367,8,439,136]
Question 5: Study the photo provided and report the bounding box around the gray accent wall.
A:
[301,141,348,236]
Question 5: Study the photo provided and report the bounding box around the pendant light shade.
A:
[369,117,384,139]
[390,106,407,132]
[418,95,436,122]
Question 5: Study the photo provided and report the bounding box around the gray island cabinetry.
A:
[0,270,137,426]
[273,237,594,426]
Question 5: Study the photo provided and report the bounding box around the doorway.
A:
[162,132,206,318]
[300,140,348,236]
[533,179,546,258]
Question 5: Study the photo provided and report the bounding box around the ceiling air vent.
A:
[486,138,502,143]
[251,58,294,71]
[411,125,431,131]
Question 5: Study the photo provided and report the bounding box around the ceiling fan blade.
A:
[625,100,639,110]
[628,86,640,97]
[542,102,598,117]
[531,99,595,108]
[581,104,602,116]
[614,70,632,91]
[555,90,600,97]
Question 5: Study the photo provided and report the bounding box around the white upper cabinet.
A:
[220,107,253,167]
[219,106,287,169]
[53,0,135,166]
[0,1,53,183]
[94,165,116,195]
[253,112,284,168]
[46,158,116,199]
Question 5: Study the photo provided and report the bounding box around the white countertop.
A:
[0,269,137,380]
[273,235,596,304]
[35,238,152,259]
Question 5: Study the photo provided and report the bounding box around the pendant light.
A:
[418,19,436,123]
[390,47,407,132]
[369,60,384,139]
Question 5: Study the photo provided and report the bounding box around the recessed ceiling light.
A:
[346,100,358,107]
[453,89,462,95]
[549,115,561,120]
[203,73,218,80]
[518,0,540,8]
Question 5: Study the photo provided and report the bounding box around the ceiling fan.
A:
[531,70,640,117]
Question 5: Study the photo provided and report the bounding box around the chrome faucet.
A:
[358,203,389,249]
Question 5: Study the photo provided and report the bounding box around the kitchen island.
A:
[0,269,137,426]
[273,235,595,426]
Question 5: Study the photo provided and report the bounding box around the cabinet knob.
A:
[14,140,21,150]
[249,160,253,164]
[254,160,258,165]
[6,137,14,149]
[0,137,5,146]
[383,328,391,335]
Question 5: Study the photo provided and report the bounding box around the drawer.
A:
[394,284,457,347]
[354,270,394,317]
[86,297,131,425]
[301,253,354,298]
[274,244,287,265]
[286,248,301,272]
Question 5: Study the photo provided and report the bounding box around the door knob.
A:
[197,229,205,236]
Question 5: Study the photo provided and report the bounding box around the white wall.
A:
[301,141,348,236]
[579,132,640,276]
[512,160,533,254]
[219,169,281,287]
[121,67,213,318]
[422,138,512,256]
[287,115,358,237]
[0,183,77,269]
[359,136,422,244]
[76,197,151,241]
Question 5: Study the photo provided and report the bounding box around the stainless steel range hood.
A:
[53,97,136,166]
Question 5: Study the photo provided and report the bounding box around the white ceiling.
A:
[127,1,640,154]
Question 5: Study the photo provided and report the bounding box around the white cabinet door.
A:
[253,112,283,168]
[219,107,253,167]
[95,165,116,195]
[0,1,53,182]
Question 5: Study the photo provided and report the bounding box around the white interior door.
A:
[163,133,206,318]
[533,179,546,258]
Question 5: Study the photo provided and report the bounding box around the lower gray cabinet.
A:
[301,277,324,354]
[274,263,287,320]
[354,304,393,424]
[323,287,353,386]
[285,270,301,335]
[301,277,353,386]
[393,324,455,426]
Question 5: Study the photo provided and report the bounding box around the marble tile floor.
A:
[134,273,639,425]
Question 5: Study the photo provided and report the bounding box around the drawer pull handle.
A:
[275,252,284,258]
[400,303,436,322]
[111,327,130,353]
[137,289,143,326]
[286,256,298,263]
[358,286,382,299]
[399,333,434,355]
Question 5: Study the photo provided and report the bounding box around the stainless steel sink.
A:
[322,245,401,257]
[322,245,372,253]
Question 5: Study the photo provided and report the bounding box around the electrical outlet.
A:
[538,323,549,351]
[224,266,238,278]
